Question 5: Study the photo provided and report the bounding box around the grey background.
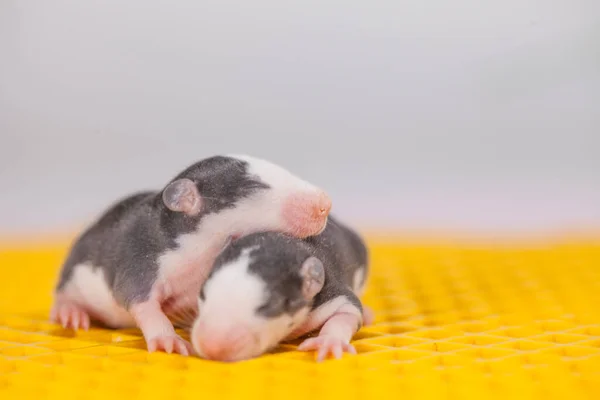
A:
[1,0,599,236]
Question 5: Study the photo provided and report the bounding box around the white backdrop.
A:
[1,0,599,235]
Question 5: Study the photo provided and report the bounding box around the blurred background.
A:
[1,0,599,237]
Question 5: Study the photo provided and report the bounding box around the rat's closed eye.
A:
[257,295,307,317]
[257,295,285,317]
[286,298,307,313]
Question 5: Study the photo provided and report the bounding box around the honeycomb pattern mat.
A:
[1,238,600,399]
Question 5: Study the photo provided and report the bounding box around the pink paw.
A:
[50,302,90,331]
[298,335,357,362]
[362,305,375,326]
[147,335,193,356]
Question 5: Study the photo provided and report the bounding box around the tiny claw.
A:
[81,313,91,331]
[164,339,174,354]
[72,312,80,330]
[59,308,68,327]
[175,340,190,356]
[332,344,342,359]
[299,335,356,362]
[52,302,91,331]
[147,335,191,356]
[317,346,329,362]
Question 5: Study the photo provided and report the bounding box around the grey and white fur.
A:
[191,215,372,362]
[50,154,332,355]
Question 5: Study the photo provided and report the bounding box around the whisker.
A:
[170,313,186,329]
[183,309,197,328]
[170,306,193,329]
[180,310,195,330]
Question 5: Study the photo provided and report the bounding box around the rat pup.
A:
[51,155,332,355]
[191,215,372,362]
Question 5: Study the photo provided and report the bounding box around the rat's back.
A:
[51,191,168,329]
[56,191,158,288]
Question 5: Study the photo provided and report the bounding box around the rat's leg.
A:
[129,300,193,356]
[113,261,193,355]
[50,294,91,331]
[297,300,362,362]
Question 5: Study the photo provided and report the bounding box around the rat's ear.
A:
[162,178,202,216]
[300,256,325,300]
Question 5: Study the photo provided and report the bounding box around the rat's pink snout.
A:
[192,321,258,362]
[281,190,332,237]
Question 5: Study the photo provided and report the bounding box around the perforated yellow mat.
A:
[1,237,600,399]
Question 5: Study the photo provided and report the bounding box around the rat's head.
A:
[191,233,325,362]
[160,155,331,240]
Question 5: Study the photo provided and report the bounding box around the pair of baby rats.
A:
[51,154,371,361]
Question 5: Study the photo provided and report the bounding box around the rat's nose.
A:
[193,324,257,362]
[315,191,332,217]
[198,339,230,361]
[281,190,332,237]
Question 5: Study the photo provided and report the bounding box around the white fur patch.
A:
[228,154,317,194]
[199,246,265,327]
[60,263,134,328]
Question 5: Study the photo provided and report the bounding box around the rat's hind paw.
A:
[147,335,193,356]
[50,302,90,331]
[298,335,357,362]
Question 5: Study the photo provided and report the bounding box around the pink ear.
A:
[300,256,325,300]
[162,178,203,216]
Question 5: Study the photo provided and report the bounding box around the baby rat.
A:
[191,215,372,362]
[50,154,332,355]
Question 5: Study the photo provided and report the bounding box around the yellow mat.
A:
[1,237,599,399]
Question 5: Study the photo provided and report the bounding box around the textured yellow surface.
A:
[1,238,600,400]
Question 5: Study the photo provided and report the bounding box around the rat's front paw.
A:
[298,335,357,362]
[50,302,90,331]
[147,334,193,356]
